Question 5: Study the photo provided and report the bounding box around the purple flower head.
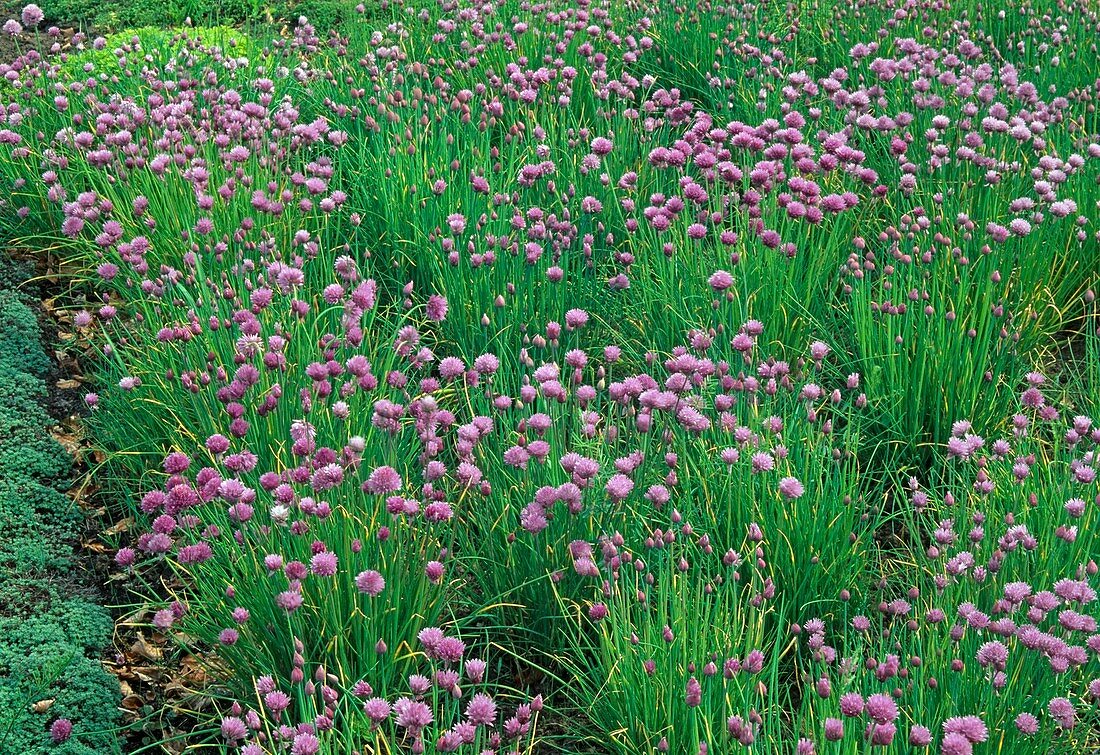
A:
[565,309,589,329]
[685,676,702,707]
[940,732,972,755]
[292,732,320,755]
[465,658,486,683]
[364,697,391,723]
[865,694,898,724]
[943,716,987,743]
[976,641,1008,669]
[394,698,433,731]
[49,718,73,744]
[21,4,44,25]
[364,465,402,494]
[436,636,466,663]
[1048,697,1075,729]
[866,721,896,745]
[220,716,248,741]
[778,476,805,499]
[843,690,871,718]
[605,473,634,502]
[465,693,497,725]
[427,294,449,321]
[1014,712,1038,735]
[709,270,734,291]
[473,353,500,375]
[310,551,338,577]
[425,560,445,582]
[264,690,291,713]
[356,570,385,596]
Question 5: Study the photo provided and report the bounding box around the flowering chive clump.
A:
[218,636,540,754]
[0,0,1098,751]
[561,518,784,753]
[797,378,1100,753]
[418,318,876,646]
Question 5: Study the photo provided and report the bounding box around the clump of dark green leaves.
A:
[0,257,119,754]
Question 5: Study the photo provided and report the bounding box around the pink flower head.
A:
[708,270,734,291]
[1048,697,1075,729]
[778,476,805,499]
[940,732,972,755]
[310,551,338,577]
[909,724,931,746]
[565,309,589,329]
[220,716,248,741]
[685,676,702,707]
[865,693,898,723]
[356,570,385,596]
[21,4,44,25]
[943,715,988,743]
[49,718,73,743]
[1014,713,1038,735]
[364,697,391,723]
[466,693,497,725]
[394,697,433,731]
[427,294,449,321]
[364,466,402,494]
[605,473,634,502]
[839,692,864,717]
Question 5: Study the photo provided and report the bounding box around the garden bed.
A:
[2,0,1100,753]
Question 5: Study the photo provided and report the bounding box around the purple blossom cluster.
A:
[544,510,783,752]
[217,634,540,753]
[796,377,1100,753]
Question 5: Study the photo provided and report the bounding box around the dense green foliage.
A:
[0,259,119,755]
[0,290,50,376]
[3,0,361,31]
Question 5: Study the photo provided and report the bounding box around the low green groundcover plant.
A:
[0,257,119,754]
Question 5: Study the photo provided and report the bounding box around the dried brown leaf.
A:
[129,635,162,662]
[105,517,133,536]
[119,694,145,711]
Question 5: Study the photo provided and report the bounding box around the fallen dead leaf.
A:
[119,694,145,712]
[130,635,162,662]
[105,517,133,536]
[178,655,210,686]
[130,666,168,684]
[116,607,148,626]
[31,699,55,714]
[51,430,83,458]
